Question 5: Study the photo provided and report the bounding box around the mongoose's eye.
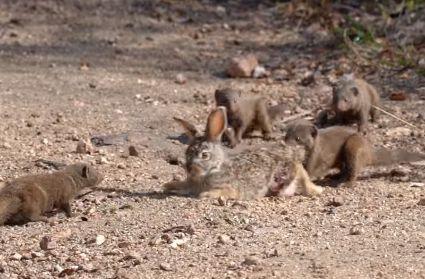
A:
[200,151,211,160]
[296,137,301,142]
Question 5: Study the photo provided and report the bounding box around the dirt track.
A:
[0,1,424,278]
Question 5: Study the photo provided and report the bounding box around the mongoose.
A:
[316,75,380,132]
[215,88,286,147]
[285,120,425,187]
[0,163,103,225]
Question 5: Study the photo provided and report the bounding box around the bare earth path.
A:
[0,1,424,278]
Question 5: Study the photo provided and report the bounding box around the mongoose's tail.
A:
[372,148,425,166]
[267,104,287,121]
[0,195,21,225]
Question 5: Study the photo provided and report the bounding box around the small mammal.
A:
[316,75,380,133]
[285,119,425,187]
[165,107,320,199]
[0,163,103,225]
[214,88,286,147]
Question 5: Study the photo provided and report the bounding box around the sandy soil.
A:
[0,1,424,278]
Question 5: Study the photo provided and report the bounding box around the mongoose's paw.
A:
[199,186,240,200]
[341,181,356,188]
[263,132,277,141]
[162,180,194,196]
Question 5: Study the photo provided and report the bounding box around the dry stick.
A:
[280,111,312,123]
[372,105,421,130]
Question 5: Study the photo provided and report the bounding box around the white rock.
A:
[96,235,106,245]
[252,65,268,78]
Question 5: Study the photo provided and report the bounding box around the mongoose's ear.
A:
[351,87,359,96]
[82,165,89,178]
[206,106,227,142]
[173,117,200,141]
[311,125,318,138]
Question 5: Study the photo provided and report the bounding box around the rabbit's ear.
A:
[206,106,227,142]
[173,117,200,141]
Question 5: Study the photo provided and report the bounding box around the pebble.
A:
[159,262,173,271]
[10,253,22,261]
[175,73,187,84]
[128,145,139,157]
[328,197,344,207]
[76,139,94,154]
[96,235,106,245]
[252,65,268,78]
[40,236,56,250]
[227,54,258,78]
[418,199,425,206]
[242,255,261,266]
[218,234,231,244]
[96,157,108,165]
[349,226,363,235]
[410,182,424,188]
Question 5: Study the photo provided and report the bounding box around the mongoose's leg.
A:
[235,124,248,144]
[370,106,379,122]
[224,128,238,148]
[61,202,73,217]
[358,111,369,133]
[257,103,273,140]
[340,135,368,187]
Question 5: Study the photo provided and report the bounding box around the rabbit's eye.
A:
[200,151,211,160]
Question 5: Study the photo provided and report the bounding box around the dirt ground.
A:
[0,1,424,278]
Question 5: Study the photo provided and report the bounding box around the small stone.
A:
[349,226,363,235]
[41,138,49,145]
[389,91,407,101]
[227,54,258,78]
[54,264,64,273]
[117,163,126,169]
[96,235,106,245]
[31,252,44,258]
[265,248,279,258]
[76,139,94,154]
[217,196,226,206]
[410,182,424,187]
[169,238,188,249]
[175,73,187,84]
[128,145,139,157]
[418,199,425,206]
[40,236,56,250]
[328,197,344,207]
[10,253,22,261]
[159,262,172,271]
[252,65,269,78]
[59,266,79,277]
[242,255,261,266]
[96,157,108,165]
[218,234,231,244]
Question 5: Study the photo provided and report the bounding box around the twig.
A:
[77,189,95,199]
[372,105,421,130]
[280,111,312,123]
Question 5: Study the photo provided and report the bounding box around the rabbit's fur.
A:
[165,107,321,200]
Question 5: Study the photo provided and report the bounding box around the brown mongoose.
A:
[0,163,103,225]
[285,119,425,187]
[316,75,380,133]
[215,88,286,147]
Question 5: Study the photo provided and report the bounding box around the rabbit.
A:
[164,107,323,200]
